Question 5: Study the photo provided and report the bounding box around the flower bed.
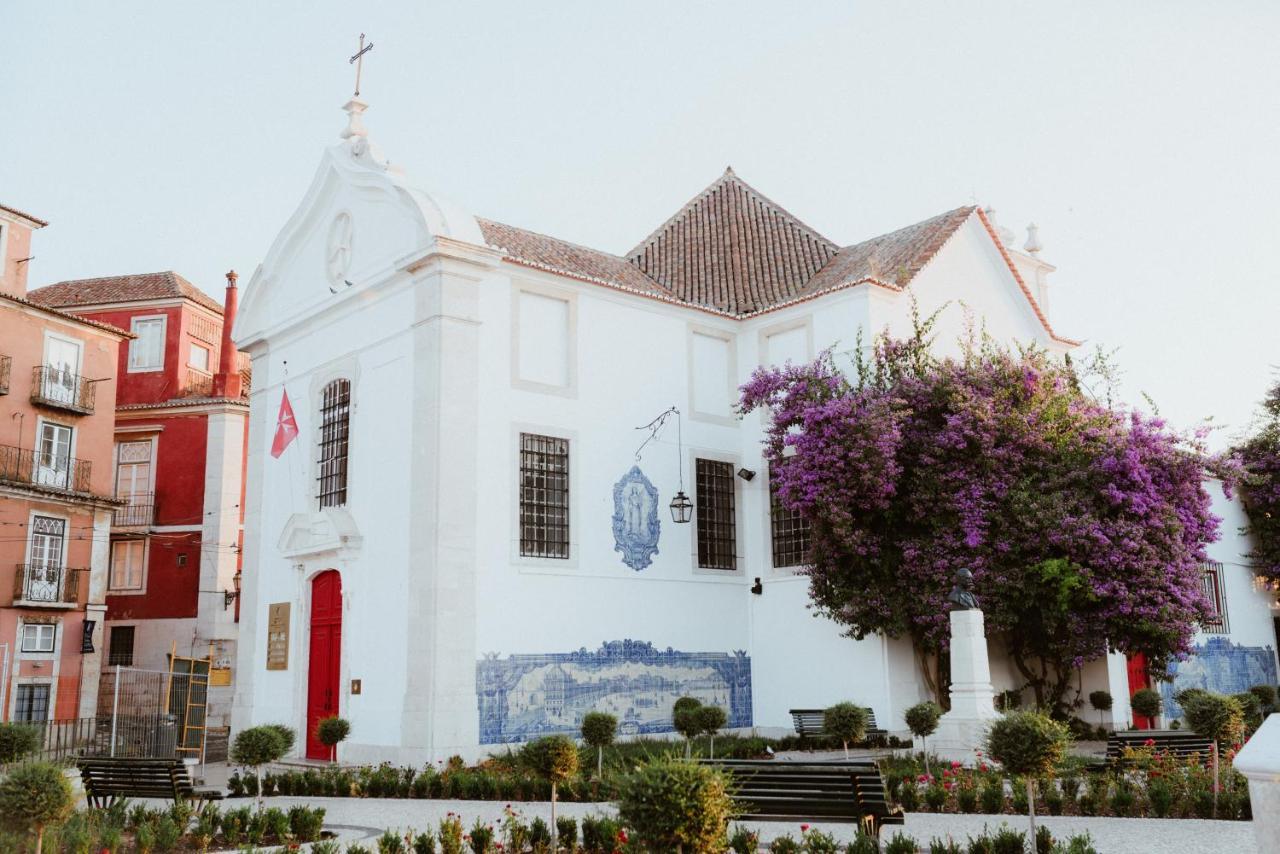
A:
[880,746,1251,821]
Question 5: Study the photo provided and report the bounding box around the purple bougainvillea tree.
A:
[1237,381,1280,581]
[740,311,1229,712]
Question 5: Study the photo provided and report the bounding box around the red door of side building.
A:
[1126,652,1153,730]
[306,570,342,760]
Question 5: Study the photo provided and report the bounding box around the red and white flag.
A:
[271,390,299,458]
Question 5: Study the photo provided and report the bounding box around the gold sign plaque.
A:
[266,603,291,671]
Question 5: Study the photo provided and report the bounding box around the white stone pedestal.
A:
[1234,714,1280,853]
[922,608,1001,765]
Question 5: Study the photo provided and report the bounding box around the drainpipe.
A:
[212,270,242,398]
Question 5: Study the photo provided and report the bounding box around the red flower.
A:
[1143,738,1156,747]
[801,824,810,832]
[617,829,629,843]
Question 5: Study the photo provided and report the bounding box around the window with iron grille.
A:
[519,433,570,558]
[770,467,811,568]
[317,379,351,509]
[1200,562,1229,634]
[15,684,50,722]
[696,458,736,569]
[108,625,135,666]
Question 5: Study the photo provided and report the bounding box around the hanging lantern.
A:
[669,490,693,524]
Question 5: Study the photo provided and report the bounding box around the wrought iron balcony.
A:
[113,494,155,527]
[12,563,81,605]
[0,355,10,395]
[0,444,93,494]
[30,365,96,414]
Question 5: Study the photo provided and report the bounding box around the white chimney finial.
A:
[1024,222,1043,255]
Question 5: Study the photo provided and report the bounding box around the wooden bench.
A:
[705,759,905,837]
[788,708,888,742]
[78,757,224,810]
[1106,731,1214,765]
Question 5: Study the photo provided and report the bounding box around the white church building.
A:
[230,97,1279,763]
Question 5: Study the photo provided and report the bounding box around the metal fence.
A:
[94,666,205,759]
[0,717,99,770]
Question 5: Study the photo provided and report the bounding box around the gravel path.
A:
[243,797,1258,853]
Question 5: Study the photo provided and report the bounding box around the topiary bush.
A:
[672,697,703,758]
[521,735,579,844]
[985,711,1070,846]
[0,723,41,765]
[617,756,733,854]
[231,725,292,808]
[580,712,617,778]
[823,702,869,759]
[1232,692,1264,733]
[1130,688,1163,722]
[1248,684,1277,713]
[696,705,729,758]
[0,761,74,854]
[1087,691,1112,728]
[904,701,942,775]
[316,716,351,764]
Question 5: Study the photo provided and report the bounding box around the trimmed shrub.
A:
[1130,689,1162,721]
[230,725,291,807]
[696,705,729,758]
[521,735,579,842]
[0,761,74,854]
[1087,690,1112,727]
[823,702,869,759]
[0,723,41,764]
[580,711,617,778]
[617,757,733,853]
[985,712,1070,845]
[672,697,703,756]
[1184,691,1246,817]
[1248,683,1277,711]
[904,701,943,774]
[316,716,351,762]
[1232,691,1264,732]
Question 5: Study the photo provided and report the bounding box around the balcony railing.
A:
[0,444,93,493]
[12,563,81,605]
[30,365,96,414]
[0,355,10,395]
[113,494,155,527]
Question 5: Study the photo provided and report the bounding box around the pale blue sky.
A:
[5,1,1277,446]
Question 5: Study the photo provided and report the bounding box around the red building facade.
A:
[29,271,249,725]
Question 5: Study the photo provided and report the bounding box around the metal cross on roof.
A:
[349,33,374,97]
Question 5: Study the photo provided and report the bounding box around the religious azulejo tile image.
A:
[476,639,752,744]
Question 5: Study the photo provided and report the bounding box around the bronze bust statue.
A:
[948,567,980,611]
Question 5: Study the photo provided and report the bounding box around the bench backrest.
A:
[78,758,193,800]
[706,759,893,820]
[788,708,881,734]
[1106,732,1214,762]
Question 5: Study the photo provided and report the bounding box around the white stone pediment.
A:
[234,118,483,349]
[277,509,363,558]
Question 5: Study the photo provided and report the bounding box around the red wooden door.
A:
[306,570,342,760]
[1126,652,1153,730]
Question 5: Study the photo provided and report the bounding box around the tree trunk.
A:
[710,735,716,759]
[1208,742,1218,819]
[843,739,849,760]
[34,824,43,854]
[597,745,603,779]
[1025,777,1037,850]
[922,737,930,777]
[256,766,264,811]
[684,738,691,759]
[551,781,559,848]
[915,645,941,705]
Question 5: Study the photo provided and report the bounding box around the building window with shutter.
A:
[519,433,570,559]
[696,458,737,570]
[317,379,351,509]
[110,540,146,591]
[108,626,135,666]
[770,467,811,569]
[1200,562,1229,634]
[128,316,166,372]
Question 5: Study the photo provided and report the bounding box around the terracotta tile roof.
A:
[0,290,132,338]
[28,271,224,315]
[0,202,48,227]
[477,218,676,300]
[801,205,978,296]
[626,168,839,315]
[479,172,1073,343]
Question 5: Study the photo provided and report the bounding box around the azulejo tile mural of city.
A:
[1160,637,1279,718]
[476,639,752,744]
